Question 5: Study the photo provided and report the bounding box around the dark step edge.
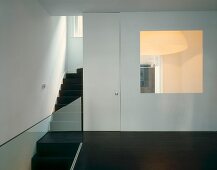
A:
[55,104,67,111]
[57,96,80,99]
[66,74,82,78]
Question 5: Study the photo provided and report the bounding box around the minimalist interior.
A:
[0,0,217,170]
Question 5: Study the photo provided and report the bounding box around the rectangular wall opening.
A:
[140,30,203,93]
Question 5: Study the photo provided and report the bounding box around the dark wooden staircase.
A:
[32,68,83,170]
[55,68,83,111]
[32,132,82,170]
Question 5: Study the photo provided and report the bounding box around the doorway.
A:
[83,13,121,131]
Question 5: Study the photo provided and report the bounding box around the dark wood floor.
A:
[75,132,217,170]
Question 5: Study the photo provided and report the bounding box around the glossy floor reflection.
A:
[75,132,217,170]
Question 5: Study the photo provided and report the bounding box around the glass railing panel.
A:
[0,97,82,170]
[50,97,82,131]
[0,115,51,170]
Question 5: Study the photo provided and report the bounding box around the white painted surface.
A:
[120,12,217,131]
[67,17,83,73]
[83,13,120,131]
[0,0,67,145]
[38,0,217,15]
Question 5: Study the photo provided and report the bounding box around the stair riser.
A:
[66,74,82,79]
[32,157,73,170]
[59,90,82,96]
[55,105,81,113]
[61,84,82,90]
[55,105,81,112]
[55,104,67,111]
[36,143,79,157]
[63,79,82,84]
[57,97,79,104]
[77,69,83,76]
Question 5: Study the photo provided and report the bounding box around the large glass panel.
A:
[0,116,51,170]
[0,97,82,170]
[140,30,203,93]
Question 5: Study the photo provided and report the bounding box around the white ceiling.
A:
[38,0,217,15]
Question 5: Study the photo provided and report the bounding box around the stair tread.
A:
[32,154,74,170]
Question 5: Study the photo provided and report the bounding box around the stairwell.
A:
[32,68,83,170]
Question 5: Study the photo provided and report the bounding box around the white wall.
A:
[120,12,217,131]
[0,0,67,145]
[66,16,83,73]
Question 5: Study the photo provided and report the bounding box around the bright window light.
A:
[73,16,83,38]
